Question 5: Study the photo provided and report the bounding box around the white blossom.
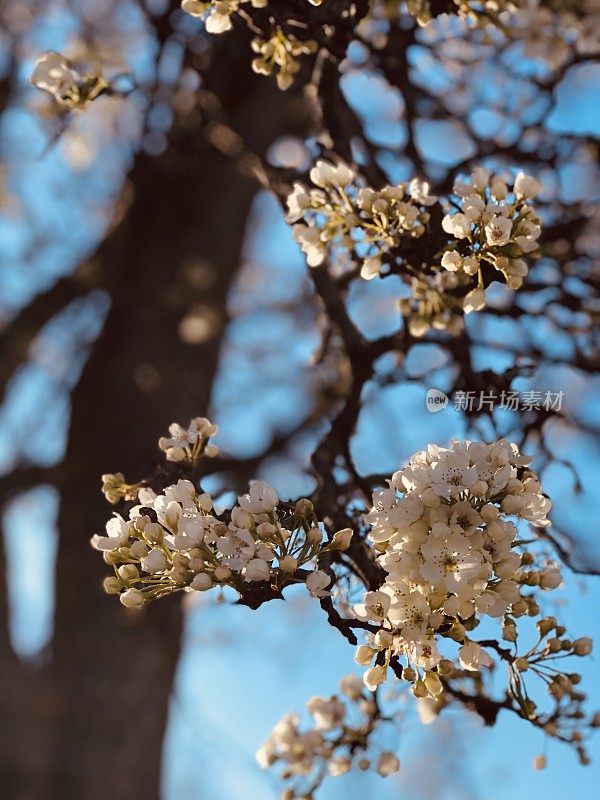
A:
[514,171,541,199]
[31,52,80,106]
[485,215,512,247]
[30,51,107,110]
[459,640,494,671]
[141,549,168,574]
[354,590,391,623]
[244,558,271,582]
[90,515,130,551]
[119,588,145,608]
[355,439,558,694]
[306,570,332,597]
[363,664,387,691]
[238,480,278,514]
[158,417,218,462]
[307,695,346,730]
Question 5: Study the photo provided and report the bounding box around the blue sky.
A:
[1,6,600,799]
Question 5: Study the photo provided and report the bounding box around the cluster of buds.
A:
[178,0,598,89]
[401,0,516,28]
[181,0,322,89]
[504,616,596,763]
[286,160,435,274]
[509,0,600,70]
[441,167,542,305]
[286,161,543,336]
[101,473,145,505]
[400,0,599,68]
[257,673,400,799]
[181,0,268,34]
[157,416,219,462]
[251,29,317,90]
[398,272,466,338]
[30,52,108,110]
[92,418,352,607]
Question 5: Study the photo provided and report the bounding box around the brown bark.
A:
[0,32,309,800]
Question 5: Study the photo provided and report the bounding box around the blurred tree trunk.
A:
[0,33,309,800]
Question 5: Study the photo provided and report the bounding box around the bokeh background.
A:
[1,1,599,798]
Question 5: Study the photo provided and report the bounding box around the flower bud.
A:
[214,565,232,582]
[578,748,590,766]
[331,528,353,550]
[374,630,393,649]
[403,667,417,682]
[117,564,139,582]
[295,499,314,516]
[279,555,298,573]
[537,616,556,636]
[360,699,376,716]
[377,752,400,777]
[527,598,540,616]
[502,621,517,642]
[191,573,213,591]
[512,599,528,616]
[363,664,387,691]
[119,588,144,608]
[307,527,323,545]
[141,548,168,574]
[447,621,466,642]
[540,568,562,590]
[103,576,121,595]
[424,671,443,697]
[438,659,454,677]
[412,680,428,698]
[573,637,593,656]
[354,645,375,666]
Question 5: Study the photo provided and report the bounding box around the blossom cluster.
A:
[30,52,108,110]
[177,0,598,95]
[92,418,351,607]
[402,0,600,45]
[181,0,321,90]
[513,0,600,70]
[402,0,519,28]
[286,160,435,274]
[158,416,219,462]
[257,673,400,799]
[286,161,542,334]
[181,0,323,34]
[251,29,318,91]
[181,0,269,34]
[440,166,542,304]
[352,439,594,752]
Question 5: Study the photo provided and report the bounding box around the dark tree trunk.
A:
[0,32,310,800]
